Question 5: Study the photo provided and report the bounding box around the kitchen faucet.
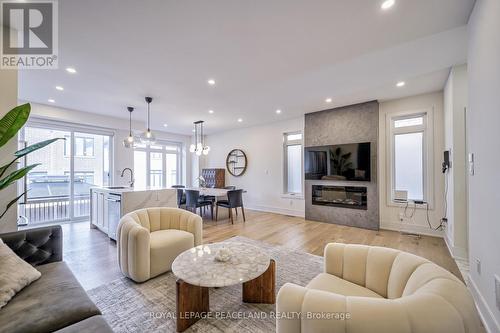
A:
[121,168,134,187]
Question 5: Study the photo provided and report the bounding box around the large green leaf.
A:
[0,163,40,190]
[0,163,8,177]
[0,103,31,148]
[0,191,26,219]
[15,138,64,157]
[0,159,20,179]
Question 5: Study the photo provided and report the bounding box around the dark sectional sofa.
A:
[0,225,113,333]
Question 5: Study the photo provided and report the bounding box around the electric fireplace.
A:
[312,185,367,210]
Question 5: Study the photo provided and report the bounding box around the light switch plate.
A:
[476,259,481,275]
[495,275,500,311]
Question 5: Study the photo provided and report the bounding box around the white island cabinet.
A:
[90,187,177,240]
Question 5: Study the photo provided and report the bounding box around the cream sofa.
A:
[277,243,481,333]
[117,207,202,282]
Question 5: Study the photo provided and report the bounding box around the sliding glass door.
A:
[19,123,112,224]
[72,132,111,218]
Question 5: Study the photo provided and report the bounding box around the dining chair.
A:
[216,189,245,224]
[171,185,186,208]
[185,189,213,219]
[175,188,186,208]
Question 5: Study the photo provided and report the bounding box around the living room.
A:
[0,1,499,332]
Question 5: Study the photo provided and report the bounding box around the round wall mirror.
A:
[226,149,247,177]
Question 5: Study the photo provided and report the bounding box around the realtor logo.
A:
[1,0,58,69]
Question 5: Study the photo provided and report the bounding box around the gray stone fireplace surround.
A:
[304,101,379,230]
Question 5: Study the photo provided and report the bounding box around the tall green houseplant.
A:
[0,103,61,221]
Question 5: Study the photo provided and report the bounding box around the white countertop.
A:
[91,186,176,193]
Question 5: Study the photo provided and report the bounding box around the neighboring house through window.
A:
[64,135,95,157]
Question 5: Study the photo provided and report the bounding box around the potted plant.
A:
[0,103,62,221]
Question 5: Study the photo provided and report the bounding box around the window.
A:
[64,136,94,157]
[389,112,432,203]
[283,132,303,195]
[134,141,182,188]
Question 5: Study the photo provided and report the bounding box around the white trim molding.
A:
[444,231,468,260]
[381,221,444,237]
[245,204,305,218]
[469,276,500,333]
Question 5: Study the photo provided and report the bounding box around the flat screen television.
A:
[305,142,371,181]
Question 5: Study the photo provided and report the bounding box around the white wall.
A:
[0,68,18,232]
[202,117,305,217]
[467,0,500,331]
[378,92,445,237]
[26,103,193,187]
[443,64,468,260]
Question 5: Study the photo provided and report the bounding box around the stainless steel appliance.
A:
[106,193,121,240]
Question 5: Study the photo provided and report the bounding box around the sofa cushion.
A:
[306,273,383,298]
[150,229,194,277]
[54,315,113,333]
[0,239,41,309]
[0,261,100,333]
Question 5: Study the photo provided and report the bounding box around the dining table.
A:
[184,187,235,199]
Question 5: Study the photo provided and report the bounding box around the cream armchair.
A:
[277,243,481,333]
[117,207,202,282]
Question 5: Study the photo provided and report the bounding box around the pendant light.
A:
[123,106,135,148]
[189,120,210,156]
[140,96,156,145]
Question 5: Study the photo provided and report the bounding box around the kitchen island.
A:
[90,186,177,240]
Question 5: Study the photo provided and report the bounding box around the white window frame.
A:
[386,108,434,208]
[283,131,304,198]
[133,140,183,188]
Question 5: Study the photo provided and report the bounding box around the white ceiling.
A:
[18,0,474,135]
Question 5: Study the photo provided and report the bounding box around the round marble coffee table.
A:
[172,242,276,332]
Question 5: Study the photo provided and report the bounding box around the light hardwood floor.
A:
[60,209,461,290]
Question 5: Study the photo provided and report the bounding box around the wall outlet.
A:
[495,275,500,311]
[475,259,481,275]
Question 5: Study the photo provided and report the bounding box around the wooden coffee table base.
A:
[242,259,276,304]
[176,279,209,332]
[175,259,276,332]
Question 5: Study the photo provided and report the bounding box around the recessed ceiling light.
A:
[396,81,406,87]
[48,99,55,103]
[163,123,168,127]
[237,118,243,123]
[325,98,332,103]
[208,110,214,114]
[207,79,216,86]
[381,0,395,10]
[192,129,195,132]
[276,109,282,114]
[66,67,77,74]
[55,86,64,91]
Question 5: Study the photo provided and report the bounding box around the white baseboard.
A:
[381,221,444,237]
[469,275,500,333]
[444,233,468,260]
[245,204,305,218]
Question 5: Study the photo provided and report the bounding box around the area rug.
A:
[88,236,323,332]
